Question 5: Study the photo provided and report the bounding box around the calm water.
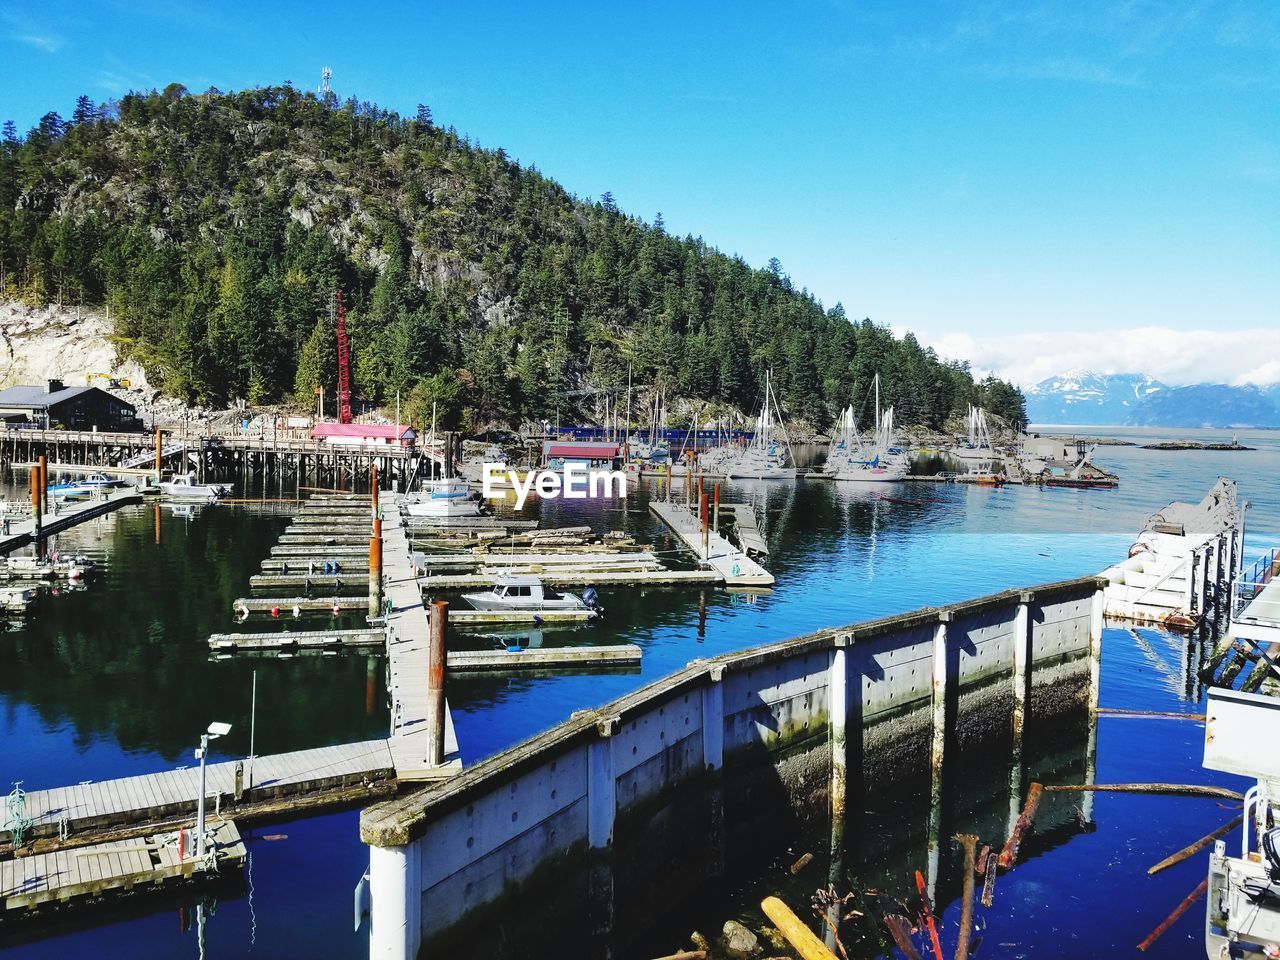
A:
[2,426,1278,958]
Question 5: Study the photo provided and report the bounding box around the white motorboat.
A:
[0,586,37,613]
[159,473,230,500]
[462,574,601,618]
[404,495,483,518]
[73,473,128,490]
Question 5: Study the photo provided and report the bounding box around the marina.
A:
[2,428,1279,959]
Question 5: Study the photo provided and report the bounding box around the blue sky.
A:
[3,1,1278,386]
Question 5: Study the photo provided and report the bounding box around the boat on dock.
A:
[0,586,37,613]
[460,573,602,620]
[158,472,230,500]
[1101,478,1240,630]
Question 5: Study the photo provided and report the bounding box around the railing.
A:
[1233,548,1280,625]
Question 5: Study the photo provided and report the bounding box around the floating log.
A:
[955,834,979,960]
[1148,815,1243,875]
[999,781,1044,869]
[1137,878,1207,951]
[1096,707,1206,721]
[1042,783,1243,801]
[882,914,923,960]
[760,896,840,960]
[790,852,814,875]
[981,851,997,907]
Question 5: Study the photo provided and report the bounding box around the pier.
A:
[1,740,395,847]
[2,821,245,915]
[0,486,143,556]
[649,498,774,587]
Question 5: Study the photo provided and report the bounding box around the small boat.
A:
[461,574,602,618]
[3,554,98,580]
[0,586,37,613]
[159,473,230,500]
[73,473,128,490]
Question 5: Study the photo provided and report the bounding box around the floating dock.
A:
[649,499,774,587]
[1,740,394,846]
[715,503,769,556]
[418,568,720,590]
[0,487,143,556]
[1,821,245,915]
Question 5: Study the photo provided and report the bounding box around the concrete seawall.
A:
[359,575,1104,959]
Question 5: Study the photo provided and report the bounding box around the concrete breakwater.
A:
[359,575,1103,959]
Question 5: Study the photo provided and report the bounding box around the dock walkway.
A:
[649,499,774,587]
[1,740,394,844]
[1,821,244,913]
[0,487,143,556]
[382,505,463,781]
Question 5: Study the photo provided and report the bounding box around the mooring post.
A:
[829,639,850,855]
[927,611,951,900]
[426,600,448,767]
[587,715,619,943]
[370,463,379,517]
[29,465,41,535]
[37,454,47,516]
[700,490,709,561]
[154,427,163,483]
[713,482,720,533]
[700,664,726,878]
[369,518,383,615]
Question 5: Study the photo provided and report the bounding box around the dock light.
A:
[195,721,232,858]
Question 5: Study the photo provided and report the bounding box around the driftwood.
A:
[914,870,943,960]
[954,834,979,960]
[790,852,814,875]
[1043,782,1243,801]
[999,782,1044,869]
[1137,878,1208,951]
[981,852,998,907]
[1096,707,1206,721]
[1148,815,1244,875]
[648,952,706,960]
[882,914,923,960]
[760,896,840,960]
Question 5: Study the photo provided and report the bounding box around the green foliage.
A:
[0,84,1026,429]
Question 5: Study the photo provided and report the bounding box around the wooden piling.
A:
[955,833,979,960]
[426,600,448,767]
[154,427,163,480]
[713,482,720,532]
[29,465,41,533]
[38,454,47,515]
[369,517,384,614]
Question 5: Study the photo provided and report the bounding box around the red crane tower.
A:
[334,290,353,424]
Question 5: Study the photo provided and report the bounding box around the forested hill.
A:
[0,84,1025,431]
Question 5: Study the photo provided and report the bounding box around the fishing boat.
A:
[825,376,909,482]
[720,371,796,480]
[72,473,127,490]
[461,574,602,618]
[158,473,230,500]
[405,401,484,516]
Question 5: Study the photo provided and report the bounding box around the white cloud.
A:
[11,32,61,53]
[901,326,1280,388]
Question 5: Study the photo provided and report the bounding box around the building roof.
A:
[0,384,130,410]
[544,442,621,459]
[311,422,416,440]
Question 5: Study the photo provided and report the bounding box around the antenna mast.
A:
[319,66,332,97]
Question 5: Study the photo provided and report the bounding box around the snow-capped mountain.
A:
[1025,371,1166,425]
[1026,370,1280,427]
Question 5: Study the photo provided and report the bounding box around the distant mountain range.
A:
[1025,370,1280,428]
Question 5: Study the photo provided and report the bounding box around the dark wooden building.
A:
[0,380,142,432]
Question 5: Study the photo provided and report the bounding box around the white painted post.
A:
[1008,596,1031,836]
[369,843,419,960]
[829,644,849,823]
[927,613,950,899]
[588,717,618,940]
[701,666,725,878]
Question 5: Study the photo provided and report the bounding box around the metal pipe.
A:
[427,600,448,766]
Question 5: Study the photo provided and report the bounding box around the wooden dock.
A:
[0,487,143,556]
[381,507,464,781]
[716,503,770,556]
[648,499,774,587]
[2,820,245,914]
[419,569,720,590]
[206,629,641,669]
[233,596,369,614]
[1,740,395,845]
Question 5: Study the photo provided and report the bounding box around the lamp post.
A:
[195,721,231,858]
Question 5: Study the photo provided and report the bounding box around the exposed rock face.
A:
[0,301,149,391]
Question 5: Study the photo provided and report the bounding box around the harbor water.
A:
[2,426,1278,958]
